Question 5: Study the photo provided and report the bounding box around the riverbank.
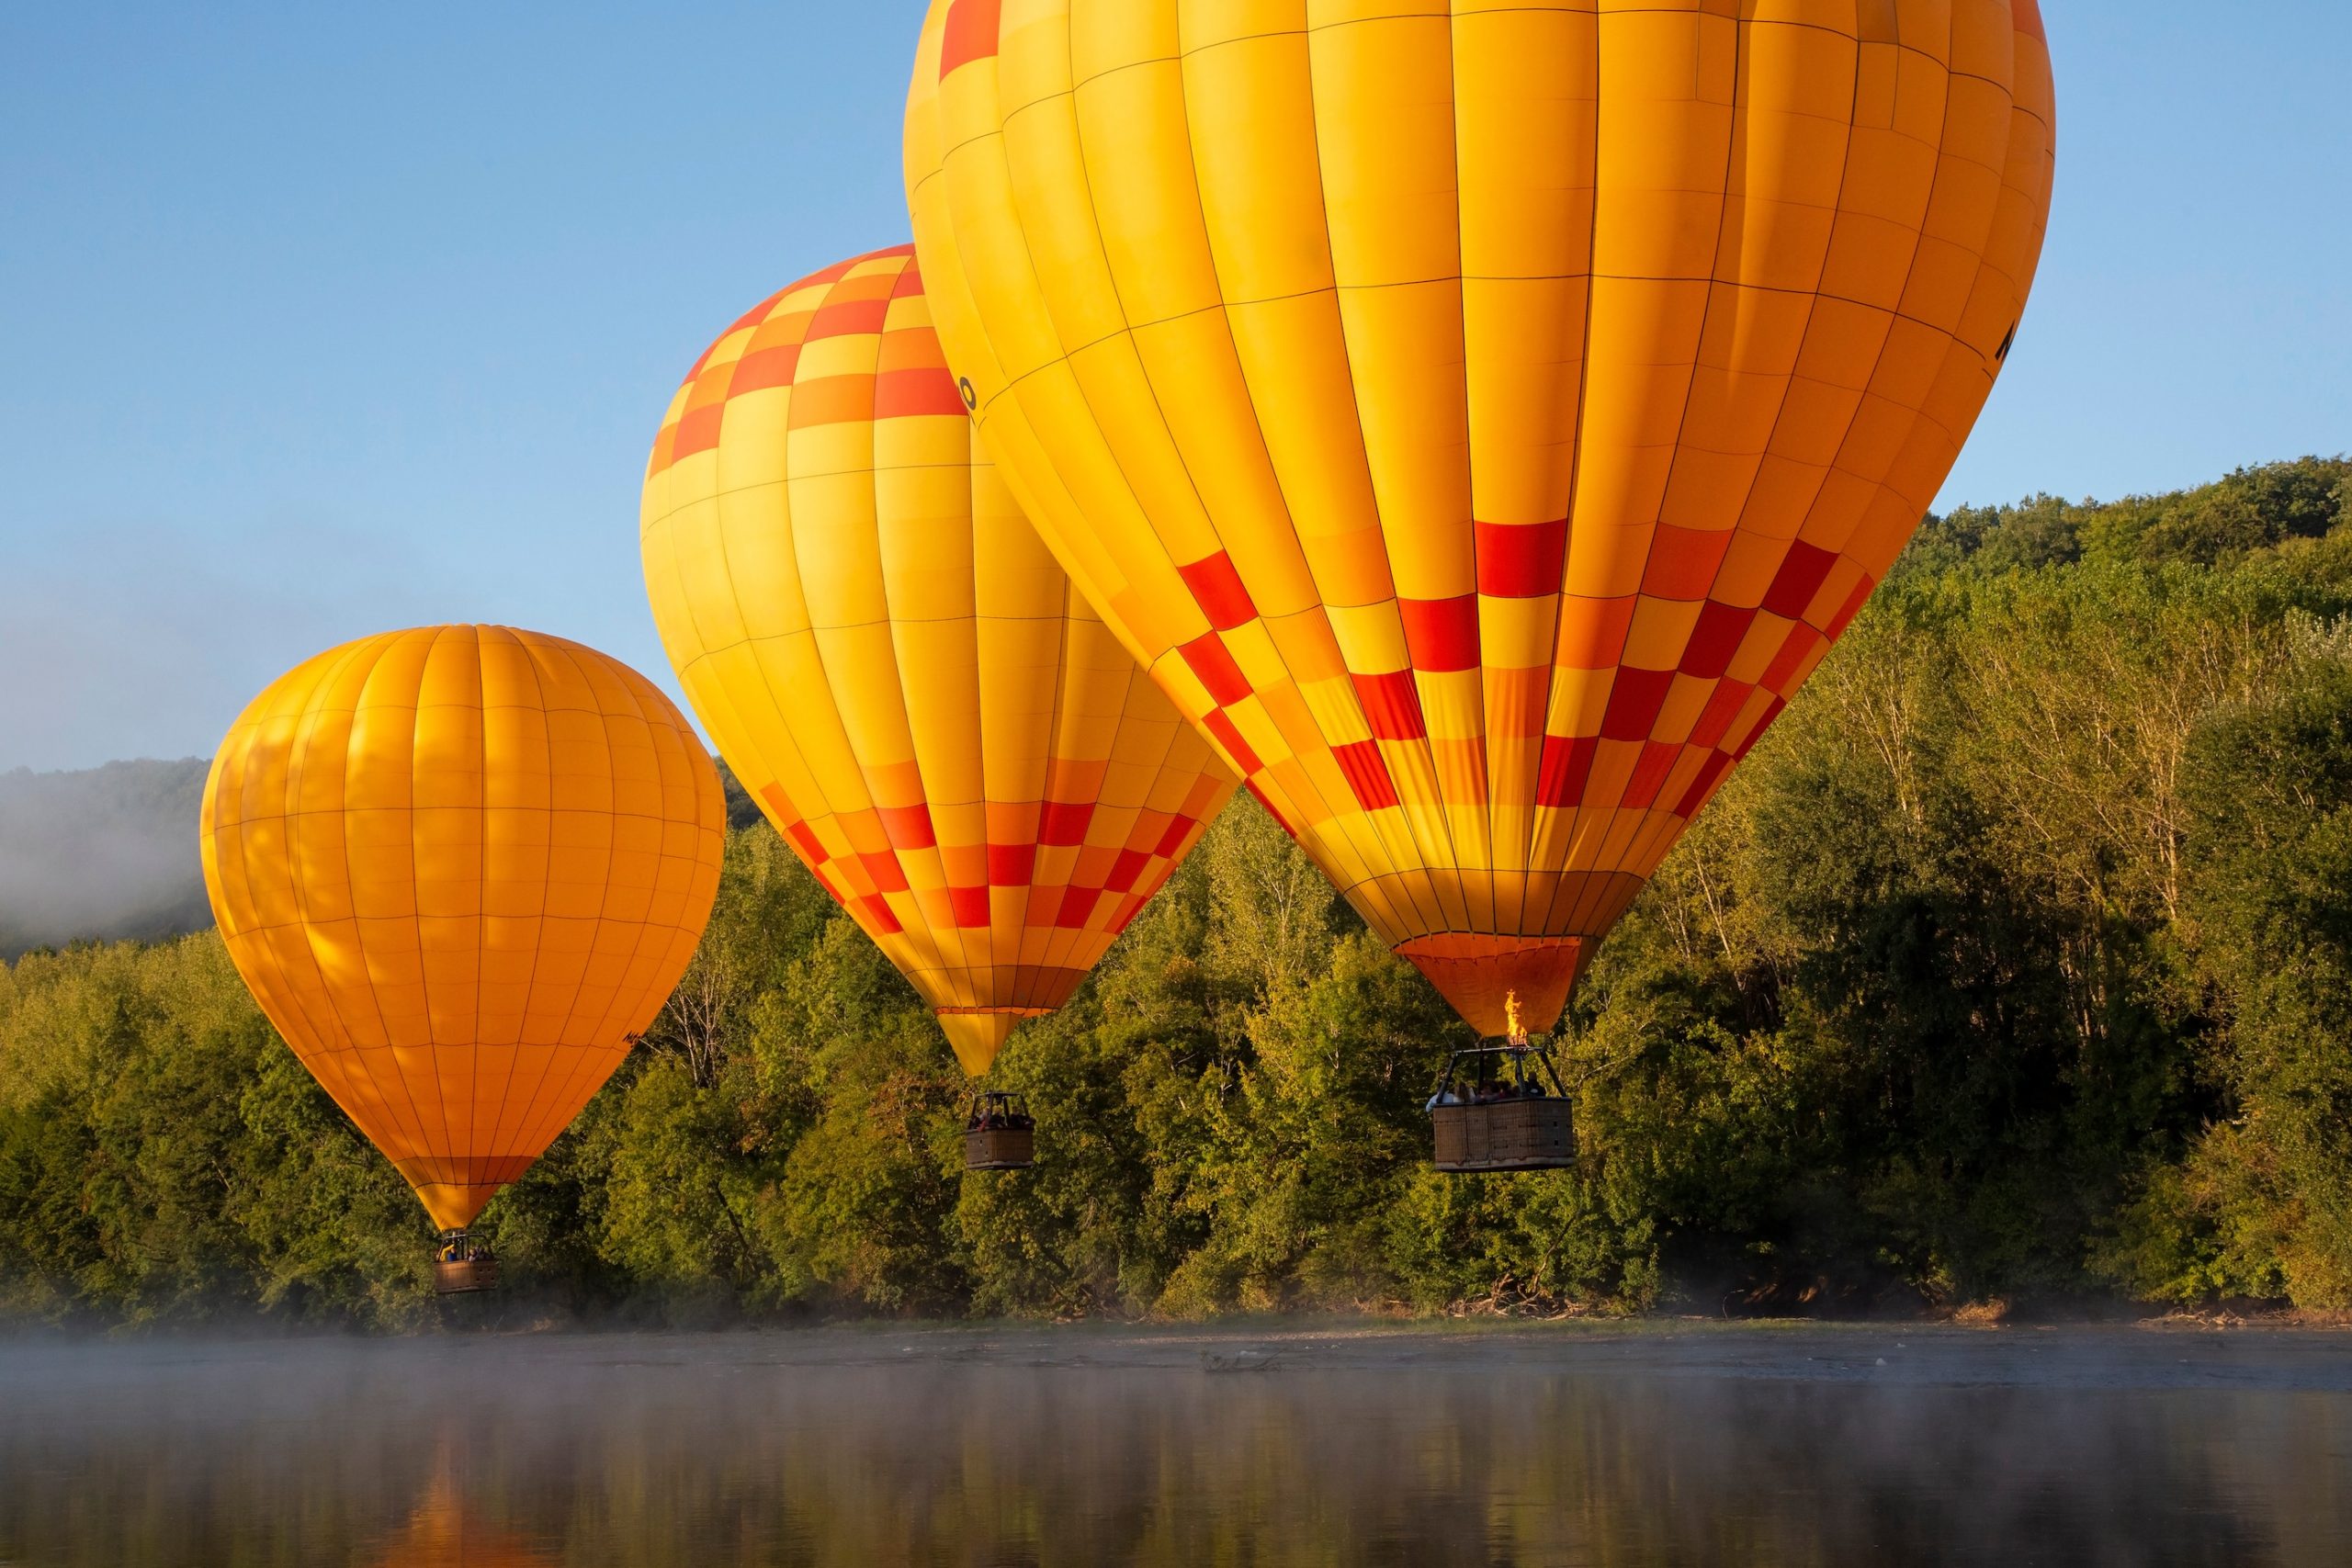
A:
[9,1316,2351,1393]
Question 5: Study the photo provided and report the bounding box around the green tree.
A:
[2158,655,2352,1305]
[14,458,2352,1327]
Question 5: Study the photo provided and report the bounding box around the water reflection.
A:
[2,1332,2346,1566]
[367,1461,558,1568]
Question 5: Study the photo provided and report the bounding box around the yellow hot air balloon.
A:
[199,626,726,1255]
[906,0,2055,1038]
[639,245,1238,1081]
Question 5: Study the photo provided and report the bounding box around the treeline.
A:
[3,458,2349,1329]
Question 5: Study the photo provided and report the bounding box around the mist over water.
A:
[2,1328,2347,1567]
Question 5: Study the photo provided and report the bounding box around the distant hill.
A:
[717,758,764,831]
[0,759,214,958]
[1900,455,2350,579]
[0,754,764,961]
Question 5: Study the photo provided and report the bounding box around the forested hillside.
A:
[0,760,211,959]
[4,457,2348,1329]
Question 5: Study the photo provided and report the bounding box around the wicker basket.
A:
[965,1123,1035,1169]
[434,1256,501,1295]
[1431,1097,1575,1172]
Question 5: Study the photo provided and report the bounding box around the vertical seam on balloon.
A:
[854,264,963,1004]
[658,290,813,884]
[697,292,869,940]
[464,626,489,1194]
[1379,6,1493,939]
[1035,15,1261,991]
[1074,13,1424,943]
[409,626,463,1203]
[1444,5,1510,942]
[655,285,783,778]
[271,640,370,1041]
[518,637,615,1159]
[1700,16,1871,616]
[701,640,828,906]
[219,723,322,1102]
[1061,637,1176,991]
[956,301,1008,1018]
[1777,0,1974,620]
[225,649,351,1136]
[1044,33,1223,573]
[1277,18,1457,942]
[510,637,585,1152]
[1081,654,1138,970]
[1532,6,1612,943]
[936,342,987,1019]
[1028,580,1089,1013]
[1301,14,1476,940]
[791,263,933,987]
[421,624,479,1198]
[1054,22,1222,547]
[891,274,989,1023]
[1030,594,1077,1010]
[1024,558,1086,1024]
[1042,31,1233,736]
[1118,663,1197,959]
[1760,42,1983,796]
[1583,5,1753,906]
[677,449,846,919]
[345,629,437,1188]
[1551,15,1814,939]
[1671,22,1878,866]
[484,626,548,1173]
[271,637,388,1087]
[878,261,949,1001]
[317,637,430,1178]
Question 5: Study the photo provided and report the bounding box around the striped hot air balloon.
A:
[639,245,1237,1077]
[905,0,2055,1038]
[201,627,726,1244]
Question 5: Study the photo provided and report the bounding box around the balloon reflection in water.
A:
[366,1463,555,1568]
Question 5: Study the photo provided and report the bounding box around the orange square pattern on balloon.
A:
[640,249,1239,1070]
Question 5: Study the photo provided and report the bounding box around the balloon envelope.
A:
[906,0,2054,1035]
[200,626,726,1230]
[639,245,1237,1075]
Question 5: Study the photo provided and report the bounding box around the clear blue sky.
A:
[3,3,2346,772]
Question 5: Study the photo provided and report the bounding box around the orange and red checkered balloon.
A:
[906,0,2055,1037]
[640,247,1238,1077]
[201,627,727,1231]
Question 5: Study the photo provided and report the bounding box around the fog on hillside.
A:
[0,760,212,957]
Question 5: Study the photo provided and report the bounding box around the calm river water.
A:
[2,1325,2347,1566]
